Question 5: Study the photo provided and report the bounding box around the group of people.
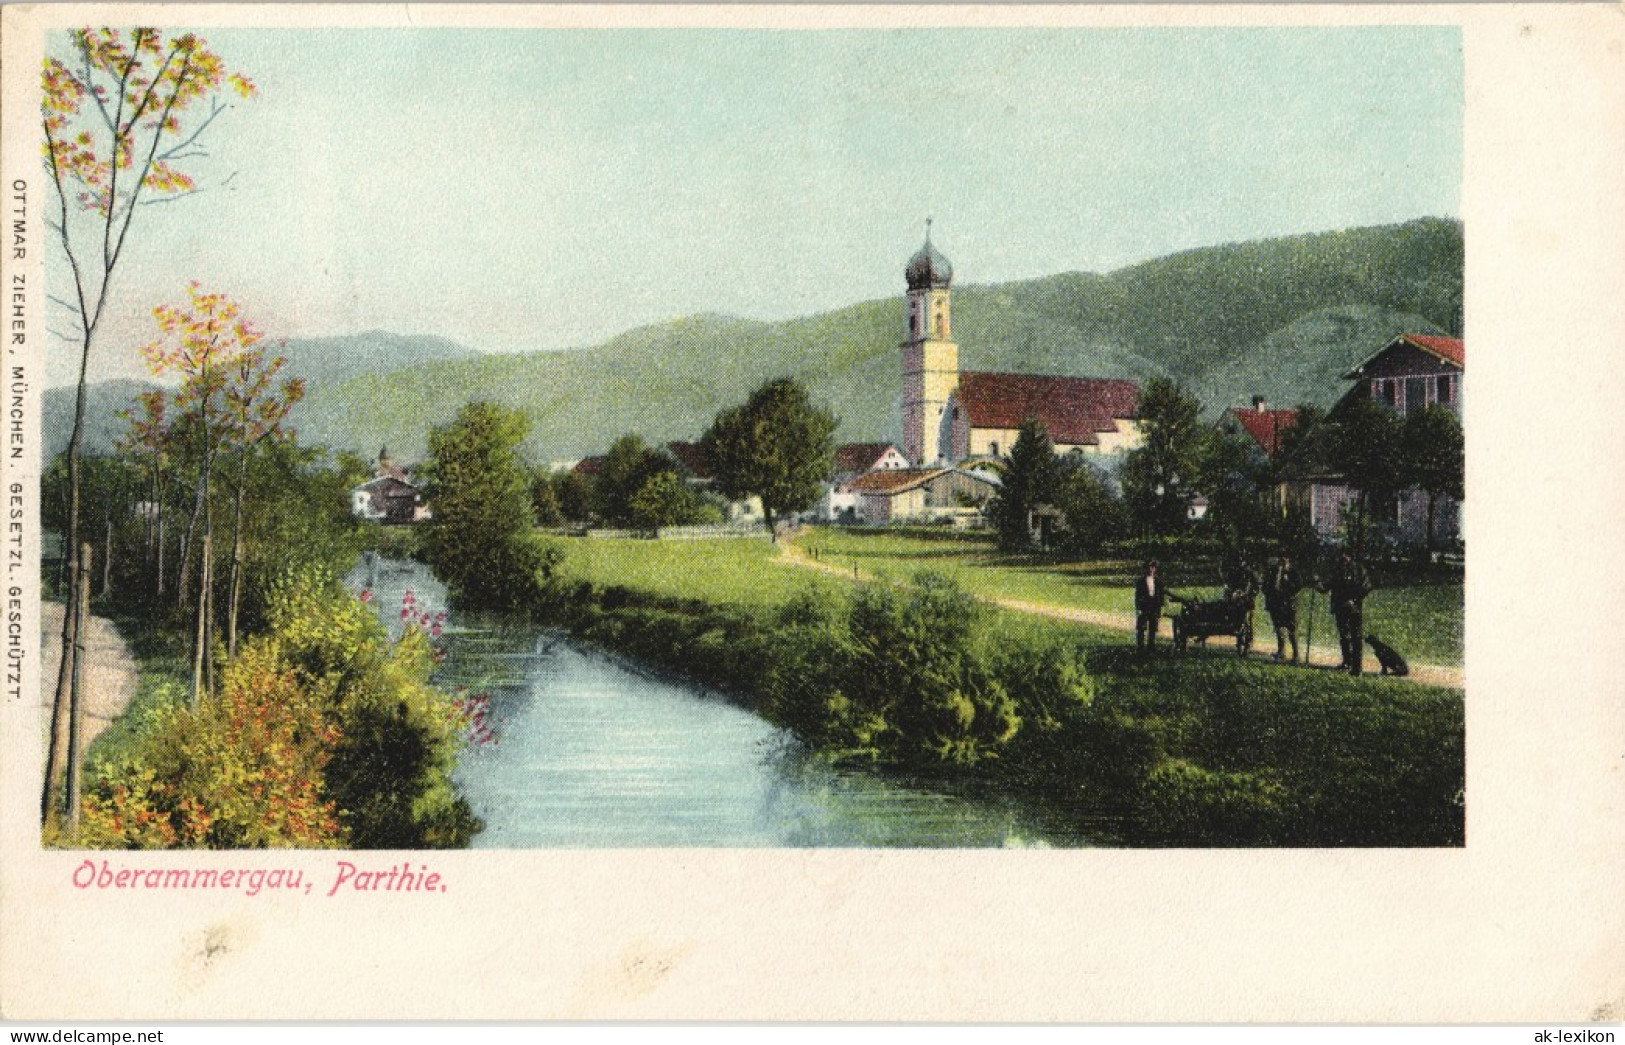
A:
[1133,549,1373,675]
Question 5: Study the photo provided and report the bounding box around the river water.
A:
[352,554,1086,848]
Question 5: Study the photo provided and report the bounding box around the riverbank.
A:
[779,534,1465,689]
[532,533,1465,846]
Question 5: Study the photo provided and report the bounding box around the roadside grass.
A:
[80,614,190,778]
[803,527,1463,667]
[537,532,848,609]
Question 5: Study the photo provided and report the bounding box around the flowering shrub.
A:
[79,564,480,849]
[79,642,343,848]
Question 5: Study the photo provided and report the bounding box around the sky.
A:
[44,26,1463,386]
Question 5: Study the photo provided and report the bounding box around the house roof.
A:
[833,442,901,475]
[1344,333,1465,378]
[572,455,605,476]
[953,372,1140,445]
[354,475,420,496]
[665,441,711,479]
[1223,407,1299,459]
[845,467,998,497]
[846,468,947,495]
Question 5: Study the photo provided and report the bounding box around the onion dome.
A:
[905,221,953,290]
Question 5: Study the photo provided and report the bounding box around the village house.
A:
[899,225,1144,468]
[349,447,429,525]
[1289,333,1464,545]
[666,440,763,522]
[843,466,999,526]
[820,442,909,522]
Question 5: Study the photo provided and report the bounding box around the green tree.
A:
[1121,378,1208,537]
[551,471,597,525]
[596,434,679,528]
[701,378,836,540]
[1199,423,1272,547]
[1051,455,1128,557]
[422,402,560,612]
[628,471,704,535]
[530,467,564,527]
[989,417,1059,551]
[1326,396,1405,560]
[1400,404,1464,555]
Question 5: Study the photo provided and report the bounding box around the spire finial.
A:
[925,216,933,242]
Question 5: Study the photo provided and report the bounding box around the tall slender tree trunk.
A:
[65,545,93,839]
[191,531,212,707]
[102,518,113,599]
[155,508,166,599]
[43,337,95,827]
[227,464,248,657]
[41,595,75,828]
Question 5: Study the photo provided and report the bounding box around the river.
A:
[352,554,1090,848]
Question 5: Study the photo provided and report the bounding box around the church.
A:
[900,225,1144,467]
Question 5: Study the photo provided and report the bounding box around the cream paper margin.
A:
[1,3,1620,1023]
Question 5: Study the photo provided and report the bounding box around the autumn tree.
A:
[41,28,255,830]
[701,378,836,540]
[140,285,290,704]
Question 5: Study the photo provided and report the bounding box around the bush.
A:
[80,641,344,849]
[79,564,481,849]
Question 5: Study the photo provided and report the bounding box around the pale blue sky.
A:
[49,26,1462,385]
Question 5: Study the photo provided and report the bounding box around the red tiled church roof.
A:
[1224,407,1299,459]
[833,442,900,475]
[954,372,1140,446]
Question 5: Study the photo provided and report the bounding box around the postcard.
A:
[2,2,1622,1023]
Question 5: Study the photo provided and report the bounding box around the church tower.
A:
[901,221,958,466]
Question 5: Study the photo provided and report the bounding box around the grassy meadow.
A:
[802,528,1464,667]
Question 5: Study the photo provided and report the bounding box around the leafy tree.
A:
[628,471,704,534]
[1401,405,1464,555]
[596,434,680,528]
[1199,423,1272,547]
[551,471,597,525]
[1121,378,1208,537]
[530,467,563,527]
[41,28,256,830]
[989,417,1059,551]
[701,378,836,539]
[1325,396,1405,560]
[139,285,292,704]
[1051,455,1128,557]
[422,402,560,612]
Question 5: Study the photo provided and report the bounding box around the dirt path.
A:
[777,537,1464,690]
[39,602,141,759]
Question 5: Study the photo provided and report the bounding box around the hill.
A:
[294,217,1462,463]
[48,218,1462,465]
[44,331,479,460]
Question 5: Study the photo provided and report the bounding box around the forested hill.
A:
[44,330,479,460]
[53,218,1462,463]
[293,217,1461,462]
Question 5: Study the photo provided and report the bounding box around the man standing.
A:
[1325,550,1372,675]
[1264,552,1304,663]
[1135,560,1171,651]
